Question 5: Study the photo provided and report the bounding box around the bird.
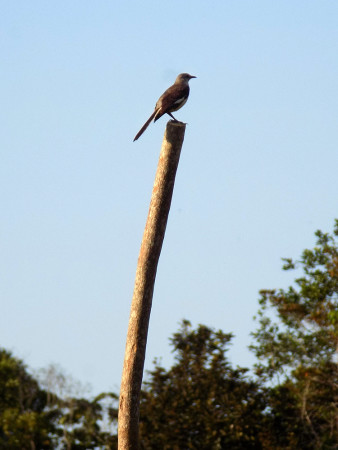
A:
[133,73,196,141]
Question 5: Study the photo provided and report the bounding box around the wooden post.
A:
[118,121,186,449]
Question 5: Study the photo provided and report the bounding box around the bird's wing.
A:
[154,84,190,121]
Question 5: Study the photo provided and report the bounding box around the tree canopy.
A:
[138,221,338,449]
[1,221,337,448]
[139,321,266,449]
[250,220,338,448]
[0,351,118,449]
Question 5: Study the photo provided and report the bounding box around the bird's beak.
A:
[190,75,197,79]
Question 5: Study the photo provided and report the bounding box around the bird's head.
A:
[176,73,197,84]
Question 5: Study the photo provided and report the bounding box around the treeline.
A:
[1,221,337,449]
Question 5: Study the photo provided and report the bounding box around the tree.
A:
[0,349,59,449]
[0,351,118,449]
[139,320,266,449]
[2,221,337,448]
[55,393,118,449]
[37,364,118,449]
[250,220,338,448]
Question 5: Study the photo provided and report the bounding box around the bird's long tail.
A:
[133,111,157,141]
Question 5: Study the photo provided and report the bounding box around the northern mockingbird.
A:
[133,73,196,141]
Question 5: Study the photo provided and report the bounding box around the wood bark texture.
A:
[118,121,186,449]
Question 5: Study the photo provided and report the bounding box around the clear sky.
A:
[1,1,338,395]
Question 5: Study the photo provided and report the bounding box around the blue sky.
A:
[1,1,338,395]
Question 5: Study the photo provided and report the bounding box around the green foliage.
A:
[251,221,338,379]
[0,349,59,449]
[250,220,338,448]
[139,320,266,449]
[57,393,118,449]
[1,222,337,448]
[0,350,118,449]
[138,222,338,449]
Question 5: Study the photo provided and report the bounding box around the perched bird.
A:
[133,73,196,141]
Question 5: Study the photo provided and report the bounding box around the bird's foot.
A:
[170,119,185,124]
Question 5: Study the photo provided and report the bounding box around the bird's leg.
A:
[168,112,179,122]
